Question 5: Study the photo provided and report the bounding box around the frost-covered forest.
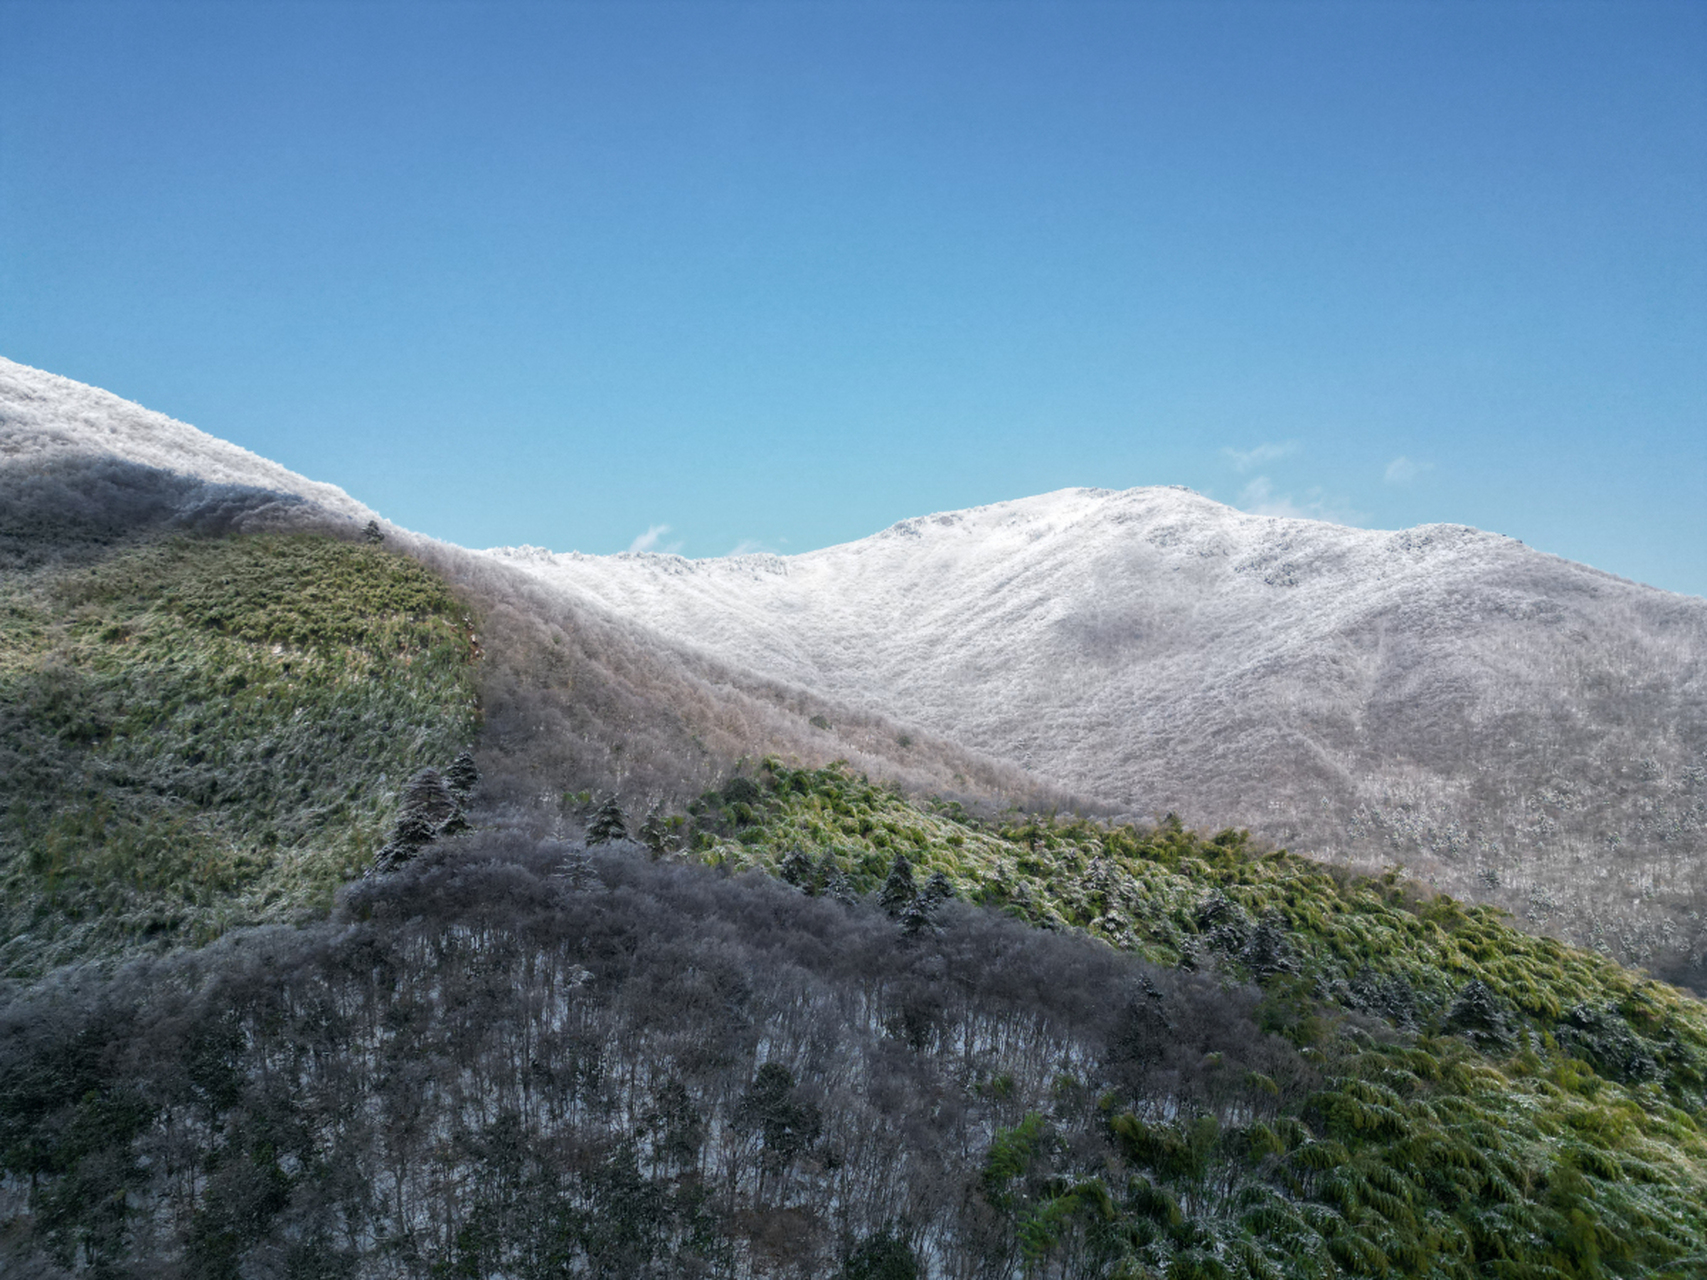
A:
[4,356,1707,1278]
[494,489,1707,988]
[7,784,1707,1279]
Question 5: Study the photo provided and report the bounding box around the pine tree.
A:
[780,848,815,889]
[1238,913,1298,979]
[903,871,955,936]
[586,795,627,845]
[899,898,933,937]
[817,853,856,904]
[920,870,955,908]
[398,768,456,823]
[372,768,459,870]
[637,806,672,857]
[445,750,479,800]
[362,519,385,544]
[878,853,916,916]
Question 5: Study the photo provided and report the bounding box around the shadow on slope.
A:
[0,454,342,570]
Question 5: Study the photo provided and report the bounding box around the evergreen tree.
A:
[818,852,856,904]
[780,848,815,889]
[842,1229,921,1280]
[373,768,459,870]
[586,796,627,845]
[919,870,955,909]
[735,1063,821,1171]
[445,750,479,800]
[902,871,956,936]
[637,806,671,856]
[362,519,385,544]
[899,898,934,937]
[1238,912,1298,979]
[878,853,917,916]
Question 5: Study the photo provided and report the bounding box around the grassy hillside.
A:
[0,531,480,976]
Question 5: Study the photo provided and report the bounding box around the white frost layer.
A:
[486,487,1707,930]
[0,357,375,524]
[484,483,1600,774]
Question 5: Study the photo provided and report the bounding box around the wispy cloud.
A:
[628,524,676,554]
[1238,476,1366,526]
[728,538,774,556]
[1221,441,1299,473]
[1384,455,1432,485]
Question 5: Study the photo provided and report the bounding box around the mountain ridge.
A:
[5,355,1704,986]
[7,357,1707,1279]
[488,480,1707,985]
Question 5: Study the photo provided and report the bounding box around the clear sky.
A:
[3,1,1703,596]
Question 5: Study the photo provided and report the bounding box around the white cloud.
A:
[728,538,774,556]
[628,524,674,554]
[1384,455,1431,485]
[1221,441,1299,473]
[1238,476,1366,526]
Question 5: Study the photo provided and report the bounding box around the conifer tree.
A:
[373,767,459,870]
[903,870,956,936]
[586,795,627,845]
[780,848,815,889]
[445,750,479,800]
[920,870,955,909]
[878,853,916,916]
[637,806,671,856]
[818,852,856,904]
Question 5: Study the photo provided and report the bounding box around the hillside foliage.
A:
[4,763,1706,1277]
[0,532,480,975]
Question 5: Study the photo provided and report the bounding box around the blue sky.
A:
[3,1,1703,595]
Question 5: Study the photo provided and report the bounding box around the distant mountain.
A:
[491,487,1707,985]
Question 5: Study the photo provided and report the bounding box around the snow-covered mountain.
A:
[0,356,1045,810]
[0,357,372,517]
[4,356,1703,983]
[0,357,378,552]
[491,488,1707,980]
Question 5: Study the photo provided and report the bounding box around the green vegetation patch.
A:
[0,533,480,975]
[679,760,1707,1277]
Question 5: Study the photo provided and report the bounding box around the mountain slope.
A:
[0,356,376,530]
[7,354,1704,987]
[0,357,1051,975]
[0,532,482,975]
[491,488,1707,984]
